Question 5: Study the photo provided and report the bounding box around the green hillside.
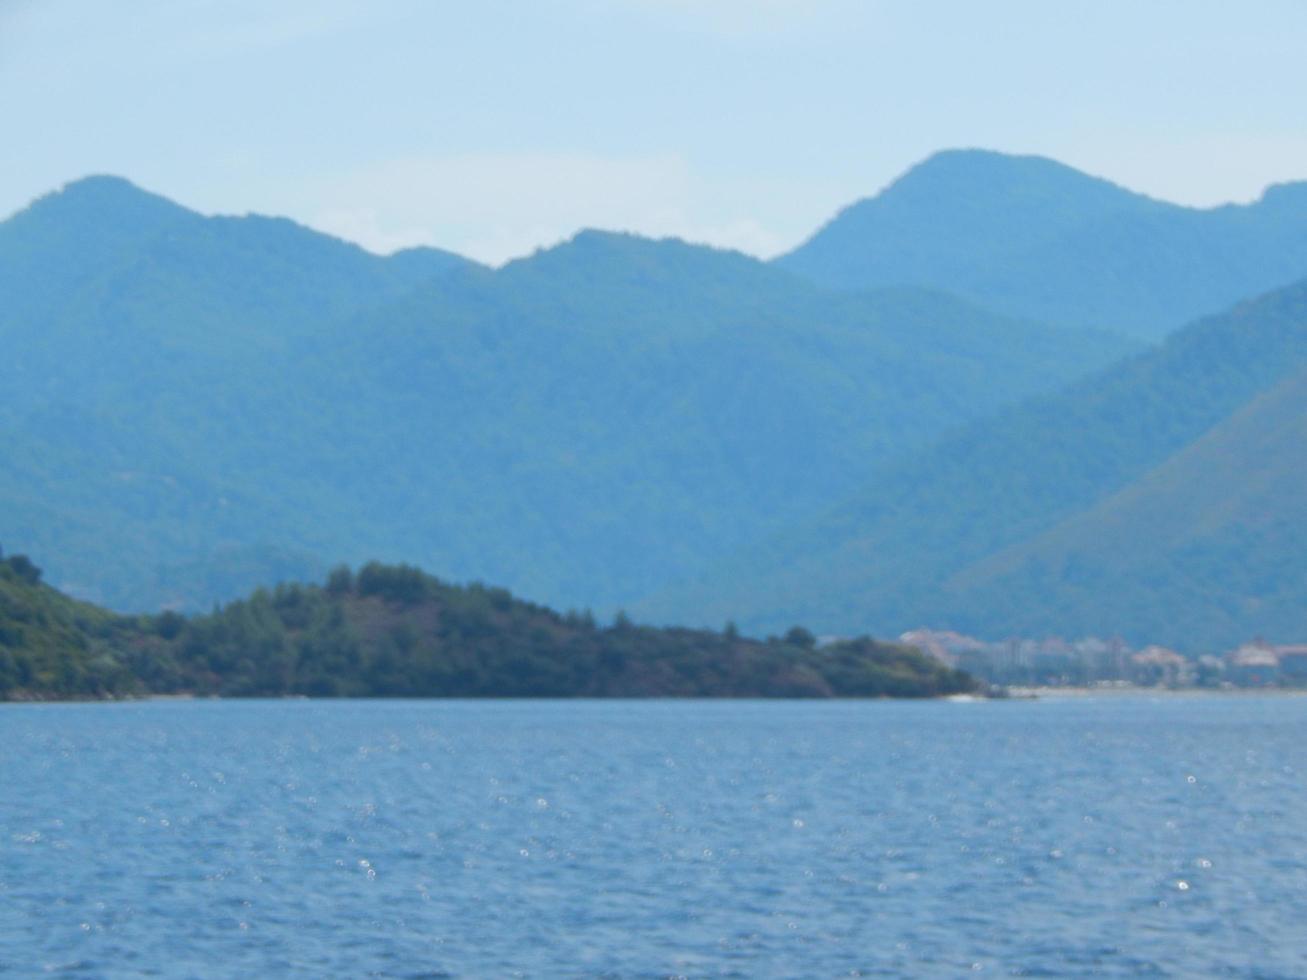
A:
[0,551,140,698]
[0,178,1135,615]
[0,556,976,701]
[778,149,1307,339]
[641,279,1307,650]
[945,364,1307,647]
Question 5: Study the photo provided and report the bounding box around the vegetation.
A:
[648,277,1307,651]
[0,556,976,701]
[779,148,1307,339]
[0,550,141,698]
[0,176,1134,616]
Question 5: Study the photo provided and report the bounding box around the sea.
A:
[2,695,1305,977]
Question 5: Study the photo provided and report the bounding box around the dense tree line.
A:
[0,556,976,700]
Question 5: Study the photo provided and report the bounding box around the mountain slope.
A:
[0,179,1136,613]
[640,279,1307,649]
[944,364,1307,647]
[778,149,1307,339]
[0,176,477,371]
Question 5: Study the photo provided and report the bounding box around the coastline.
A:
[1005,685,1307,699]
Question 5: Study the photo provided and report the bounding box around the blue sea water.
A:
[2,696,1306,978]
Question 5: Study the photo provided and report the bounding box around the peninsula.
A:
[0,553,975,701]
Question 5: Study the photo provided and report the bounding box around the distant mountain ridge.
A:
[777,149,1307,339]
[0,176,1134,613]
[641,277,1307,650]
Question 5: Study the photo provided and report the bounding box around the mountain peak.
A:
[50,174,187,212]
[869,148,1146,217]
[60,173,147,195]
[571,227,642,245]
[897,147,1070,180]
[11,173,194,236]
[775,148,1307,338]
[903,147,1099,177]
[1259,180,1307,210]
[499,227,779,300]
[564,228,702,255]
[503,227,724,273]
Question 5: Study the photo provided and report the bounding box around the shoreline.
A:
[1005,685,1307,699]
[4,687,1307,705]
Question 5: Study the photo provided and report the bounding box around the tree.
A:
[5,554,42,585]
[325,565,354,596]
[784,626,816,649]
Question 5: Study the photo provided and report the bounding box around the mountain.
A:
[944,362,1307,647]
[0,178,1136,614]
[640,278,1307,651]
[0,175,477,364]
[777,149,1307,340]
[0,175,480,607]
[303,233,1137,607]
[0,554,976,700]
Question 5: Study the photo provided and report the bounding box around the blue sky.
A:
[5,0,1307,263]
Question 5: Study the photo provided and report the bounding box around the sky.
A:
[4,0,1307,264]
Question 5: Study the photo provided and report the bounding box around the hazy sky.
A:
[5,0,1307,263]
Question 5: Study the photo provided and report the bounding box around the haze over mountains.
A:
[4,148,1307,650]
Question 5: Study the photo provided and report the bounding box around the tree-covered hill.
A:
[0,550,141,698]
[641,278,1307,650]
[0,556,976,701]
[942,363,1307,647]
[0,178,1135,615]
[778,149,1307,339]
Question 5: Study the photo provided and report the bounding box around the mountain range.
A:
[3,148,1307,650]
[0,165,1133,613]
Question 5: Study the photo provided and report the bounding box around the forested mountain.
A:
[0,177,1135,614]
[0,554,976,701]
[642,279,1307,650]
[0,175,478,608]
[777,149,1307,339]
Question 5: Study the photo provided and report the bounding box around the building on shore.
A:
[899,628,1307,689]
[1130,646,1192,687]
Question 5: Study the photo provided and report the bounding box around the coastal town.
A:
[899,629,1307,689]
